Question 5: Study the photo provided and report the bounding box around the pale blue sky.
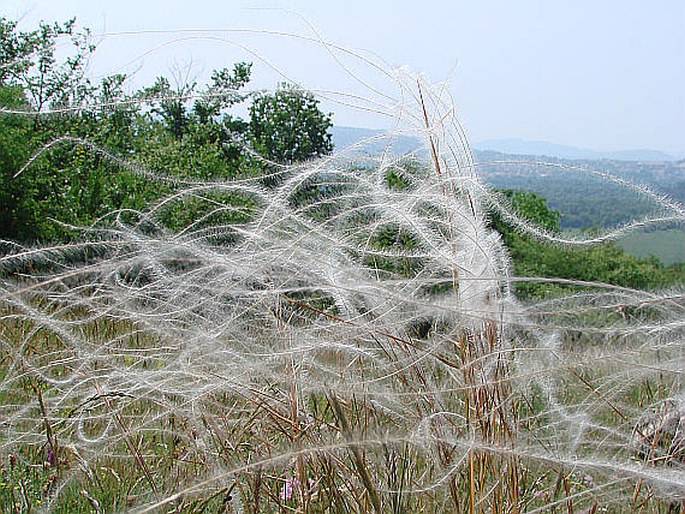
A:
[5,0,685,154]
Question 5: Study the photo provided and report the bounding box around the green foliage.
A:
[484,168,658,229]
[249,83,333,167]
[0,17,334,244]
[384,159,424,192]
[0,17,96,117]
[0,452,55,513]
[143,76,191,139]
[501,189,560,232]
[491,189,685,298]
[193,62,252,123]
[0,86,33,240]
[364,223,423,278]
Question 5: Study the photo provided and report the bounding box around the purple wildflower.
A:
[280,477,316,501]
[280,477,298,500]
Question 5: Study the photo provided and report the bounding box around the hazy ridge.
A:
[332,126,685,265]
[332,126,684,162]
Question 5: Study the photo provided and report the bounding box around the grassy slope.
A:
[618,228,685,266]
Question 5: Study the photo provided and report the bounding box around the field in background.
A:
[618,229,685,266]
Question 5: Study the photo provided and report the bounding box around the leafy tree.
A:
[0,17,101,240]
[0,17,95,120]
[0,85,34,240]
[143,76,193,140]
[142,62,252,142]
[249,83,333,166]
[499,189,560,233]
[193,63,252,124]
[91,74,139,151]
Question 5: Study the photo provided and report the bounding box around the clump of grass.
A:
[1,27,684,513]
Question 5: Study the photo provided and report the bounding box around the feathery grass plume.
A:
[0,22,684,513]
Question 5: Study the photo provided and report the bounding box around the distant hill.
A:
[330,126,422,156]
[331,126,683,162]
[472,138,682,162]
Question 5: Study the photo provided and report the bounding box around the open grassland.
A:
[1,285,683,513]
[618,229,685,266]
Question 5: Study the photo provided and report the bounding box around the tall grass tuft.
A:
[1,27,684,513]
